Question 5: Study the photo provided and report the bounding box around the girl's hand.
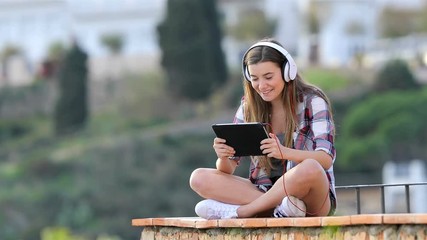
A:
[260,133,286,159]
[213,137,235,159]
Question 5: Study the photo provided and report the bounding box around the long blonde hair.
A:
[242,39,334,171]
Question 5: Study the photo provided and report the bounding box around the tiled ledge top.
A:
[132,214,427,229]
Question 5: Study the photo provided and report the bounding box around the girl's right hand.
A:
[213,137,236,159]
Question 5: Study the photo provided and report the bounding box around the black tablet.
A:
[212,122,269,156]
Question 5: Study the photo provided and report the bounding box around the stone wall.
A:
[133,214,427,240]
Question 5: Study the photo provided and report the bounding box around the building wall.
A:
[313,0,378,67]
[1,0,425,86]
[0,0,68,86]
[383,160,427,213]
[0,0,166,84]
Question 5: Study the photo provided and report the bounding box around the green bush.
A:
[373,59,419,92]
[0,120,31,142]
[337,88,427,171]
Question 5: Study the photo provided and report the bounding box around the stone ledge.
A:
[132,213,427,229]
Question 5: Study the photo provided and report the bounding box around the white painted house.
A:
[0,0,425,86]
[0,0,166,85]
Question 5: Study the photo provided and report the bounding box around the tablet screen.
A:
[212,122,269,156]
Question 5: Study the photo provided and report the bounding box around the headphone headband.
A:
[242,41,297,82]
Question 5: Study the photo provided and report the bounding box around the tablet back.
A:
[212,122,269,156]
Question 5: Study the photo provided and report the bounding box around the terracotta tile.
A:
[132,214,427,233]
[216,218,267,228]
[168,217,200,228]
[152,217,169,226]
[239,218,268,228]
[266,217,294,227]
[383,214,415,224]
[382,213,427,225]
[292,216,322,227]
[412,214,427,224]
[132,218,153,226]
[195,219,218,229]
[350,214,383,225]
[218,218,244,227]
[321,216,351,226]
[151,217,198,227]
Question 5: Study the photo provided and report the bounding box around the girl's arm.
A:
[261,96,335,170]
[213,137,238,174]
[261,134,333,170]
[216,157,239,174]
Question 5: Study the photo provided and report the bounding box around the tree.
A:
[54,43,88,135]
[157,0,228,101]
[373,59,419,93]
[336,89,427,172]
[100,34,123,55]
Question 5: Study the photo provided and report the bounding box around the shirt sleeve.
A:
[233,100,245,124]
[309,96,336,161]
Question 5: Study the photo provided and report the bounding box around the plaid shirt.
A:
[233,93,336,198]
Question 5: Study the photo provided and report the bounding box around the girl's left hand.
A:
[260,133,286,159]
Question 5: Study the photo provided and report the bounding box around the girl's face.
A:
[247,61,284,103]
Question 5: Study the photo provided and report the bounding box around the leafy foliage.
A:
[373,59,419,93]
[157,0,228,101]
[100,34,123,55]
[54,43,89,135]
[337,88,427,171]
[0,129,218,240]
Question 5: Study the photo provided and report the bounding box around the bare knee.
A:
[295,159,325,183]
[189,168,213,194]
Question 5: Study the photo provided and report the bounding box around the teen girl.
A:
[189,38,336,219]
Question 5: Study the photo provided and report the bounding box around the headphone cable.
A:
[267,126,329,216]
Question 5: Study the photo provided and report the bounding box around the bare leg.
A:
[237,159,331,217]
[189,168,263,205]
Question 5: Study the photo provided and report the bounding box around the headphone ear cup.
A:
[288,61,297,81]
[283,63,290,82]
[244,65,251,81]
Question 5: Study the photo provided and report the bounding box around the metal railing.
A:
[335,182,427,214]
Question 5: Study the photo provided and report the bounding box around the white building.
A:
[272,0,425,68]
[0,0,425,86]
[68,0,166,80]
[383,160,427,213]
[0,0,69,85]
[0,0,166,85]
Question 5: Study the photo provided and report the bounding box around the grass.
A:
[301,68,350,92]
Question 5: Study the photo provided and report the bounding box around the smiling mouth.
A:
[261,90,272,95]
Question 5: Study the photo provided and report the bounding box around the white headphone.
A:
[242,41,297,82]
